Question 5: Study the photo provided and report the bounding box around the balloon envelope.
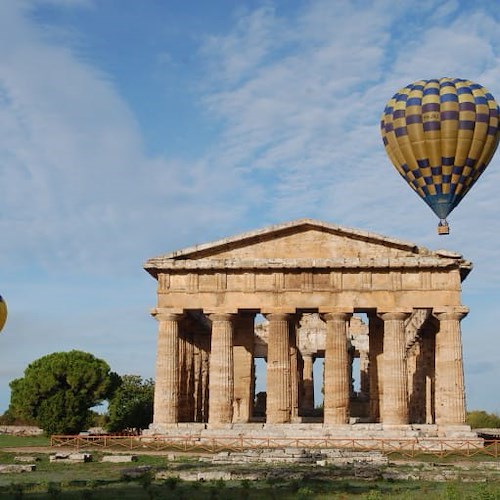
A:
[381,78,500,222]
[0,295,6,333]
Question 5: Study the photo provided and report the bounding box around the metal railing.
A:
[50,434,500,458]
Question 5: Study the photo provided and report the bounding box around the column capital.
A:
[378,311,411,321]
[151,308,184,322]
[209,312,236,323]
[433,306,469,321]
[264,312,294,322]
[321,311,353,322]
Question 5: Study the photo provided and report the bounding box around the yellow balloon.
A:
[0,295,7,333]
[381,78,500,234]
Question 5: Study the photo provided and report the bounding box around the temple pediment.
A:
[145,219,471,278]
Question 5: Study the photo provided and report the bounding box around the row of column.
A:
[153,309,467,426]
[369,311,467,425]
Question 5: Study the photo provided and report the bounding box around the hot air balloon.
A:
[381,78,500,234]
[0,295,6,333]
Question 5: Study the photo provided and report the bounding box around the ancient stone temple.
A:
[144,219,473,438]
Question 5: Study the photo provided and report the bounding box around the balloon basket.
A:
[437,220,449,235]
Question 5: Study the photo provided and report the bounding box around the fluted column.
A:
[360,351,370,396]
[289,317,300,420]
[266,313,292,423]
[302,354,315,416]
[178,330,188,421]
[434,309,468,425]
[379,312,410,424]
[208,313,235,424]
[178,329,195,422]
[323,312,352,424]
[152,311,182,424]
[193,344,202,422]
[368,315,384,422]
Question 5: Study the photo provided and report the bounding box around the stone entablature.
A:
[144,219,472,433]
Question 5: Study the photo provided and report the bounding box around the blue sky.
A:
[1,0,500,415]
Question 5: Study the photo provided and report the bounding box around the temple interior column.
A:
[193,343,202,422]
[423,324,436,424]
[360,351,369,396]
[368,314,383,422]
[323,312,352,424]
[233,313,255,423]
[434,309,468,425]
[289,316,300,421]
[178,326,195,422]
[200,337,210,422]
[192,325,210,423]
[152,311,182,424]
[208,313,235,424]
[379,312,410,424]
[266,313,292,424]
[301,353,315,416]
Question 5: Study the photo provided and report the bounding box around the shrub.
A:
[467,410,500,429]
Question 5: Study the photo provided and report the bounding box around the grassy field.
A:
[2,473,500,499]
[2,435,500,498]
[0,435,50,448]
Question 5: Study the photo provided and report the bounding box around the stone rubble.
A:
[101,455,137,463]
[0,464,36,473]
[14,456,40,463]
[49,452,92,463]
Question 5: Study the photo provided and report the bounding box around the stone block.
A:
[197,471,232,481]
[14,456,40,463]
[50,452,92,463]
[101,455,137,463]
[0,464,36,473]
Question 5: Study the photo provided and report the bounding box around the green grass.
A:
[0,453,169,486]
[2,438,500,499]
[0,435,50,448]
[1,477,500,499]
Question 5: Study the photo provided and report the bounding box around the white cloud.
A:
[199,1,500,289]
[0,1,258,275]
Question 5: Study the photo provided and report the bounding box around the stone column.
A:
[192,328,210,423]
[178,328,189,422]
[266,313,292,424]
[379,312,410,425]
[152,311,182,424]
[302,354,315,416]
[208,313,235,424]
[434,309,468,425]
[368,315,384,422]
[178,329,195,422]
[233,313,255,423]
[423,325,436,425]
[323,312,352,424]
[193,343,202,422]
[360,351,370,396]
[200,341,210,422]
[289,316,300,420]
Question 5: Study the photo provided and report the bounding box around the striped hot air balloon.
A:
[381,78,500,234]
[0,295,6,333]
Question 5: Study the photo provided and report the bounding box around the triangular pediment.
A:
[145,219,467,274]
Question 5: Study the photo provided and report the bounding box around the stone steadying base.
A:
[144,423,483,452]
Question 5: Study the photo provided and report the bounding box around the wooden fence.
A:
[50,434,500,458]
